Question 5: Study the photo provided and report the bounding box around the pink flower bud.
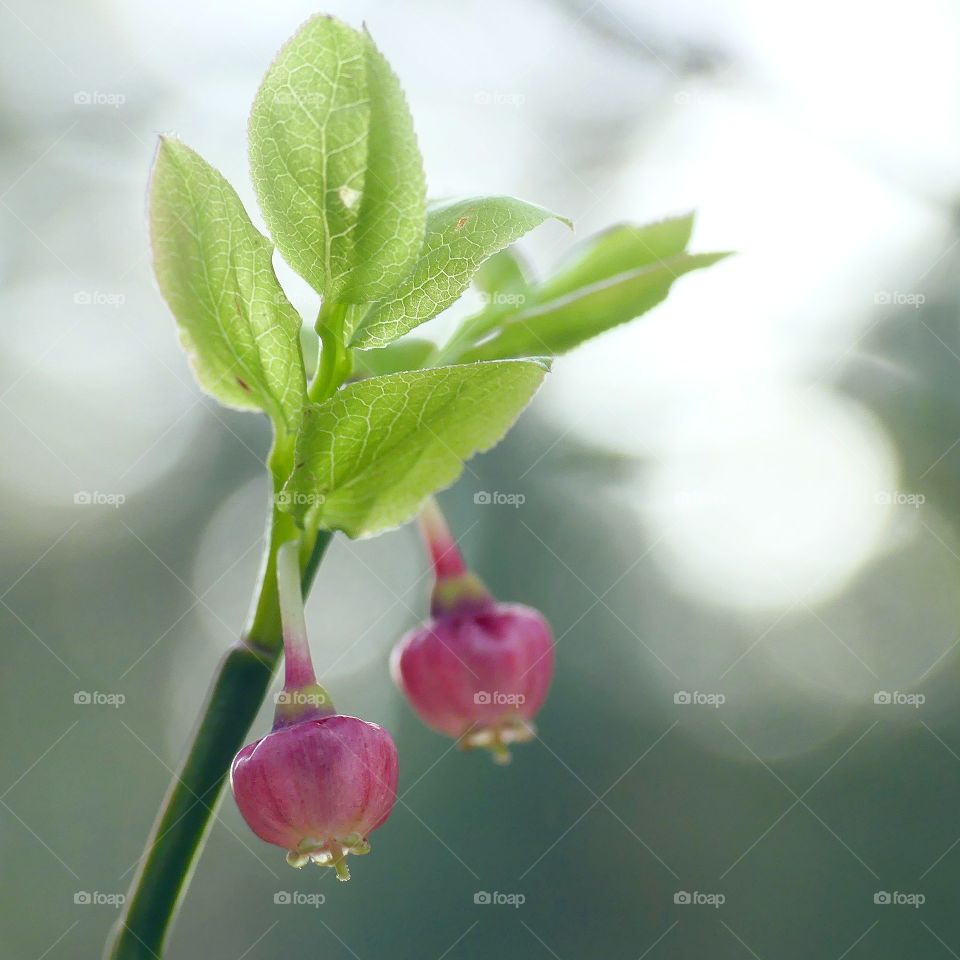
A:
[231,713,398,876]
[230,542,398,879]
[391,500,555,763]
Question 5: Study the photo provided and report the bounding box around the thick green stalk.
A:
[105,437,332,960]
[310,301,352,403]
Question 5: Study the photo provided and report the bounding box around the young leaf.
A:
[280,360,548,537]
[458,252,730,361]
[249,16,425,302]
[149,137,307,432]
[474,247,532,300]
[536,213,696,302]
[350,197,569,349]
[353,338,439,377]
[437,248,534,360]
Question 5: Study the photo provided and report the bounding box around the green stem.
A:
[105,436,331,959]
[309,301,352,403]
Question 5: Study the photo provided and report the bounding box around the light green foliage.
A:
[249,16,425,302]
[459,252,729,361]
[150,21,728,533]
[281,360,548,537]
[353,338,439,377]
[536,213,697,301]
[149,137,306,432]
[449,214,730,361]
[350,197,568,348]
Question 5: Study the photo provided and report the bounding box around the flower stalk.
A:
[418,497,492,616]
[106,441,331,960]
[273,540,335,726]
[392,497,555,764]
[230,538,398,882]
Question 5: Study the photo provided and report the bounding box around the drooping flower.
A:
[391,499,554,763]
[231,541,398,878]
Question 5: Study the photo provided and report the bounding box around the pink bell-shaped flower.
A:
[391,499,554,763]
[231,542,398,878]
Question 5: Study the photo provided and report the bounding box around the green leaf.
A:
[148,137,307,432]
[353,338,439,377]
[536,213,696,302]
[249,16,425,302]
[350,197,569,349]
[300,325,320,380]
[281,360,548,537]
[458,252,730,361]
[434,249,533,364]
[474,247,532,300]
[471,246,532,328]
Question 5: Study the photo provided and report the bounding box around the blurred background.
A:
[3,0,960,956]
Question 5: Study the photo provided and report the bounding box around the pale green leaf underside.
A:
[249,15,425,302]
[459,252,730,361]
[353,338,438,377]
[149,137,306,431]
[536,212,696,302]
[350,197,568,349]
[474,247,532,298]
[281,360,548,537]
